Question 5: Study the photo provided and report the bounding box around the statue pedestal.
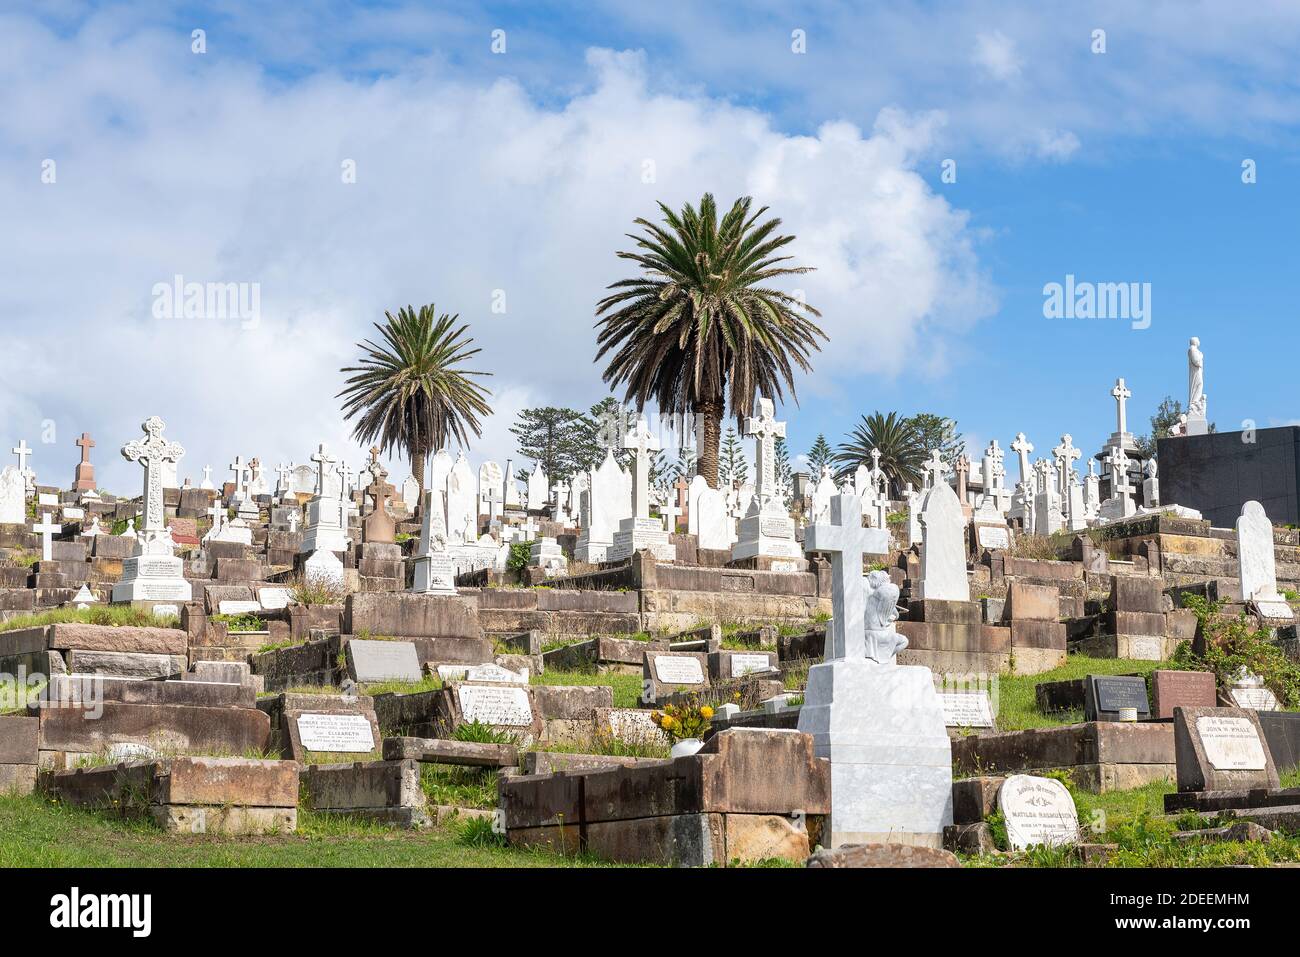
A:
[796,659,952,848]
[1185,414,1208,436]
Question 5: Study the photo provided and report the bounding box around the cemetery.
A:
[0,329,1298,875]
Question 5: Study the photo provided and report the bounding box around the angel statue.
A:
[863,570,908,664]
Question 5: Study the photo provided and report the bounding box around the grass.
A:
[419,764,499,810]
[0,794,618,867]
[994,654,1169,731]
[0,605,181,634]
[531,669,643,709]
[362,675,443,697]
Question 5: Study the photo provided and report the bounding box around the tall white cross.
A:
[201,465,214,489]
[121,417,184,536]
[804,493,874,660]
[310,443,335,495]
[208,499,225,534]
[229,455,248,497]
[337,459,354,498]
[1052,434,1081,497]
[1010,432,1034,488]
[551,480,570,522]
[622,417,661,519]
[983,439,1005,490]
[923,449,947,490]
[12,440,32,475]
[1112,378,1132,435]
[276,461,292,492]
[661,496,682,533]
[1106,445,1133,511]
[32,512,59,562]
[743,397,785,501]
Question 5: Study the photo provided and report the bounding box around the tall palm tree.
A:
[338,305,493,499]
[834,411,926,497]
[595,193,825,488]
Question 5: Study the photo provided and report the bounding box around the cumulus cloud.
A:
[973,30,1021,82]
[0,17,993,492]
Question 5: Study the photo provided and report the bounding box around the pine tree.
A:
[576,397,633,471]
[719,426,748,486]
[509,406,589,482]
[807,433,833,476]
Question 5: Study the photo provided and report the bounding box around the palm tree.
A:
[595,193,825,488]
[834,412,926,497]
[338,305,493,500]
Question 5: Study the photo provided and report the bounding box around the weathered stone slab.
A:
[65,650,186,679]
[1174,706,1280,793]
[46,623,186,655]
[343,592,482,640]
[300,759,425,811]
[382,736,518,768]
[345,638,422,683]
[0,716,38,765]
[38,702,271,756]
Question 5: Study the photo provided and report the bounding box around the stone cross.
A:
[982,439,1005,490]
[1106,445,1133,508]
[954,455,970,503]
[337,459,354,499]
[622,417,661,519]
[661,496,682,533]
[287,509,300,533]
[121,416,184,536]
[229,455,248,498]
[923,449,947,491]
[201,465,214,490]
[1052,434,1081,497]
[743,396,785,502]
[1010,432,1033,488]
[11,439,31,474]
[520,515,540,540]
[208,499,225,533]
[1111,378,1132,435]
[76,432,94,464]
[276,461,292,491]
[551,480,569,522]
[310,443,335,496]
[804,493,874,661]
[32,512,59,562]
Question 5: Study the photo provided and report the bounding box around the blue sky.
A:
[2,1,1298,490]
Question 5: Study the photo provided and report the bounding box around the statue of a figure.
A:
[1188,337,1206,417]
[863,570,908,664]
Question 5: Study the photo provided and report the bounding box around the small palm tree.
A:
[834,412,926,497]
[595,193,825,488]
[338,305,493,499]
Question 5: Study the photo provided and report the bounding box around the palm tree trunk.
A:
[412,446,428,513]
[695,397,723,489]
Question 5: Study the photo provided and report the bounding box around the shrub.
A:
[1171,594,1300,707]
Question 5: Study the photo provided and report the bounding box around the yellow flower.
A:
[700,706,714,719]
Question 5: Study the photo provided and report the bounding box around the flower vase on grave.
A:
[670,738,706,759]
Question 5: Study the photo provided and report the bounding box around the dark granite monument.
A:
[1158,426,1300,528]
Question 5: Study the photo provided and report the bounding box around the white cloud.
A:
[973,30,1021,82]
[0,20,993,493]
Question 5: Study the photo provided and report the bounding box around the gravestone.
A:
[303,548,344,591]
[345,639,422,684]
[526,463,548,512]
[411,488,456,595]
[111,417,193,604]
[797,492,952,848]
[452,683,538,739]
[1174,706,1279,792]
[445,453,477,543]
[731,397,802,567]
[73,432,96,491]
[361,454,395,544]
[641,651,710,704]
[688,475,731,551]
[1151,670,1216,720]
[575,449,631,562]
[1083,675,1151,722]
[1235,500,1292,619]
[938,691,995,729]
[294,712,379,754]
[1228,670,1280,711]
[0,466,24,524]
[997,774,1079,850]
[300,444,348,554]
[916,462,970,602]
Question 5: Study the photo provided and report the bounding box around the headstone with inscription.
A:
[345,639,422,684]
[641,651,710,704]
[1174,706,1279,792]
[938,691,995,729]
[1083,674,1151,722]
[1150,670,1217,720]
[997,774,1079,850]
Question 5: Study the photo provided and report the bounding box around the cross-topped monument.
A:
[123,417,184,541]
[73,432,96,492]
[1010,433,1034,488]
[275,461,293,494]
[229,455,249,500]
[744,397,786,503]
[11,439,33,492]
[32,512,59,562]
[923,449,947,490]
[622,417,661,519]
[113,417,192,603]
[804,493,875,660]
[310,443,335,495]
[1111,378,1132,435]
[1052,434,1081,496]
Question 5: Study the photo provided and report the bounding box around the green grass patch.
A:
[531,669,643,709]
[0,606,181,634]
[362,675,443,697]
[0,794,619,867]
[994,654,1168,731]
